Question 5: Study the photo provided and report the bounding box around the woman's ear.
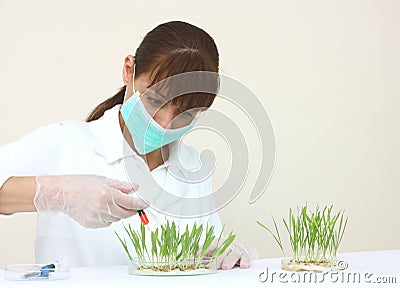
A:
[122,55,135,86]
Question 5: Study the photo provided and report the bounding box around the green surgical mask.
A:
[120,90,195,155]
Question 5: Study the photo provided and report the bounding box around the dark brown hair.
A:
[86,21,219,122]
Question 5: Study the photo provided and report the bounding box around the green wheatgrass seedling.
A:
[257,204,348,267]
[115,220,236,272]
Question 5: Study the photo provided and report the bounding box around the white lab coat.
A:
[0,104,221,266]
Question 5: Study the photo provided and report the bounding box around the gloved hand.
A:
[34,175,148,228]
[202,239,257,270]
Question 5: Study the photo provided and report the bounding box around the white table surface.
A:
[1,250,399,287]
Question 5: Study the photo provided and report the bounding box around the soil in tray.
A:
[282,260,338,272]
[132,266,215,276]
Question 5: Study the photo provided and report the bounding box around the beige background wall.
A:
[0,0,399,268]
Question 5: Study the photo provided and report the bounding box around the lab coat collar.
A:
[90,104,201,172]
[165,139,202,172]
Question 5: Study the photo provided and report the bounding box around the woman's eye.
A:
[180,111,194,119]
[147,97,162,106]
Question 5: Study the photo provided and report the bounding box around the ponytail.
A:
[86,86,126,122]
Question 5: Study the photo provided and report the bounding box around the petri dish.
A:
[4,263,70,281]
[128,257,217,276]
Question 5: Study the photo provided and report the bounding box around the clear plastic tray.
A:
[281,257,338,272]
[4,263,70,281]
[128,257,217,276]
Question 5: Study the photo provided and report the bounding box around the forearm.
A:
[0,176,36,214]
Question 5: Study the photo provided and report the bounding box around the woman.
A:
[0,21,250,269]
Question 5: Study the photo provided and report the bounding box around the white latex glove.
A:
[203,239,258,270]
[34,175,148,228]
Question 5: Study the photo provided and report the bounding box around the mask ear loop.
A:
[132,56,137,94]
[123,57,137,102]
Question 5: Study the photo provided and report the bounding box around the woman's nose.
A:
[153,103,176,129]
